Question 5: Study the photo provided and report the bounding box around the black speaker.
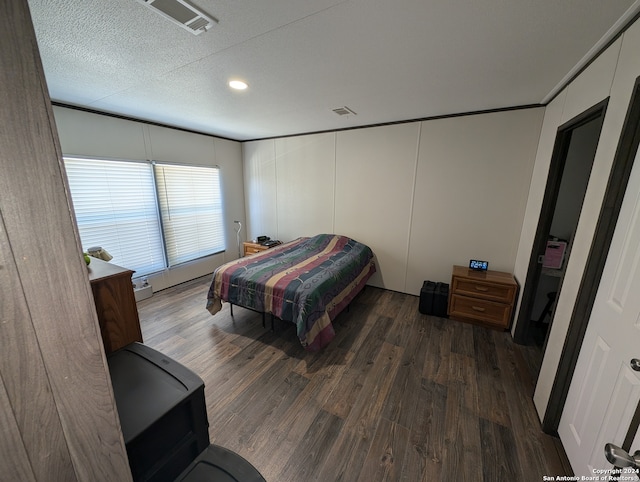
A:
[434,282,449,318]
[419,281,449,317]
[419,281,436,314]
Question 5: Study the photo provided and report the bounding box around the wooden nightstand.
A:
[448,265,518,330]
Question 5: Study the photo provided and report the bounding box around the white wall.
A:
[336,123,421,290]
[514,17,640,419]
[53,106,245,291]
[407,109,544,291]
[243,108,544,294]
[243,139,277,241]
[276,133,336,241]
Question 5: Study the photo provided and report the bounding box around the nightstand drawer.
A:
[243,241,270,256]
[244,245,265,255]
[449,294,512,328]
[451,278,516,304]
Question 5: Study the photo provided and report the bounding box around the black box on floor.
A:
[419,281,436,314]
[434,282,449,318]
[108,343,210,482]
[419,281,449,317]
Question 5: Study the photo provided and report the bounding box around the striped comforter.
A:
[206,234,376,351]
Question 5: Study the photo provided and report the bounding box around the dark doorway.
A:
[513,99,608,350]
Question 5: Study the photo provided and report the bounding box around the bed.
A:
[206,234,376,351]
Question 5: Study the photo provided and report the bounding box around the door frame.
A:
[542,75,640,434]
[513,99,609,347]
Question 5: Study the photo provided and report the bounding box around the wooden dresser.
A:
[88,257,143,353]
[448,265,518,330]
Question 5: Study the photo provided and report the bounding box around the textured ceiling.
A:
[28,0,640,141]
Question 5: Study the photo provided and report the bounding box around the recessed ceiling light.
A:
[229,80,248,90]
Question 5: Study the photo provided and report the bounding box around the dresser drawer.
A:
[449,294,512,328]
[451,278,516,304]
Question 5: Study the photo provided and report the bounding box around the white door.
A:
[558,145,640,476]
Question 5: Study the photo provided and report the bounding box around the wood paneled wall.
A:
[0,1,131,480]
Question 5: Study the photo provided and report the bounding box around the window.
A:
[64,157,225,276]
[154,163,225,266]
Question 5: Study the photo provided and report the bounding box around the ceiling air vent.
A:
[332,106,357,116]
[135,0,217,35]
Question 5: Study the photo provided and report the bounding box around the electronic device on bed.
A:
[469,259,488,271]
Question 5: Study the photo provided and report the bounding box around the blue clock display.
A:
[469,259,488,271]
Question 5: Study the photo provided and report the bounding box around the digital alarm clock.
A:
[469,259,489,271]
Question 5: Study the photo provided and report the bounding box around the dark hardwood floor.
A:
[137,275,571,481]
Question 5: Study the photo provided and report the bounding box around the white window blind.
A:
[64,158,166,276]
[154,163,225,266]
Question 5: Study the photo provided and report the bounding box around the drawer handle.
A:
[472,306,486,312]
[475,286,489,292]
